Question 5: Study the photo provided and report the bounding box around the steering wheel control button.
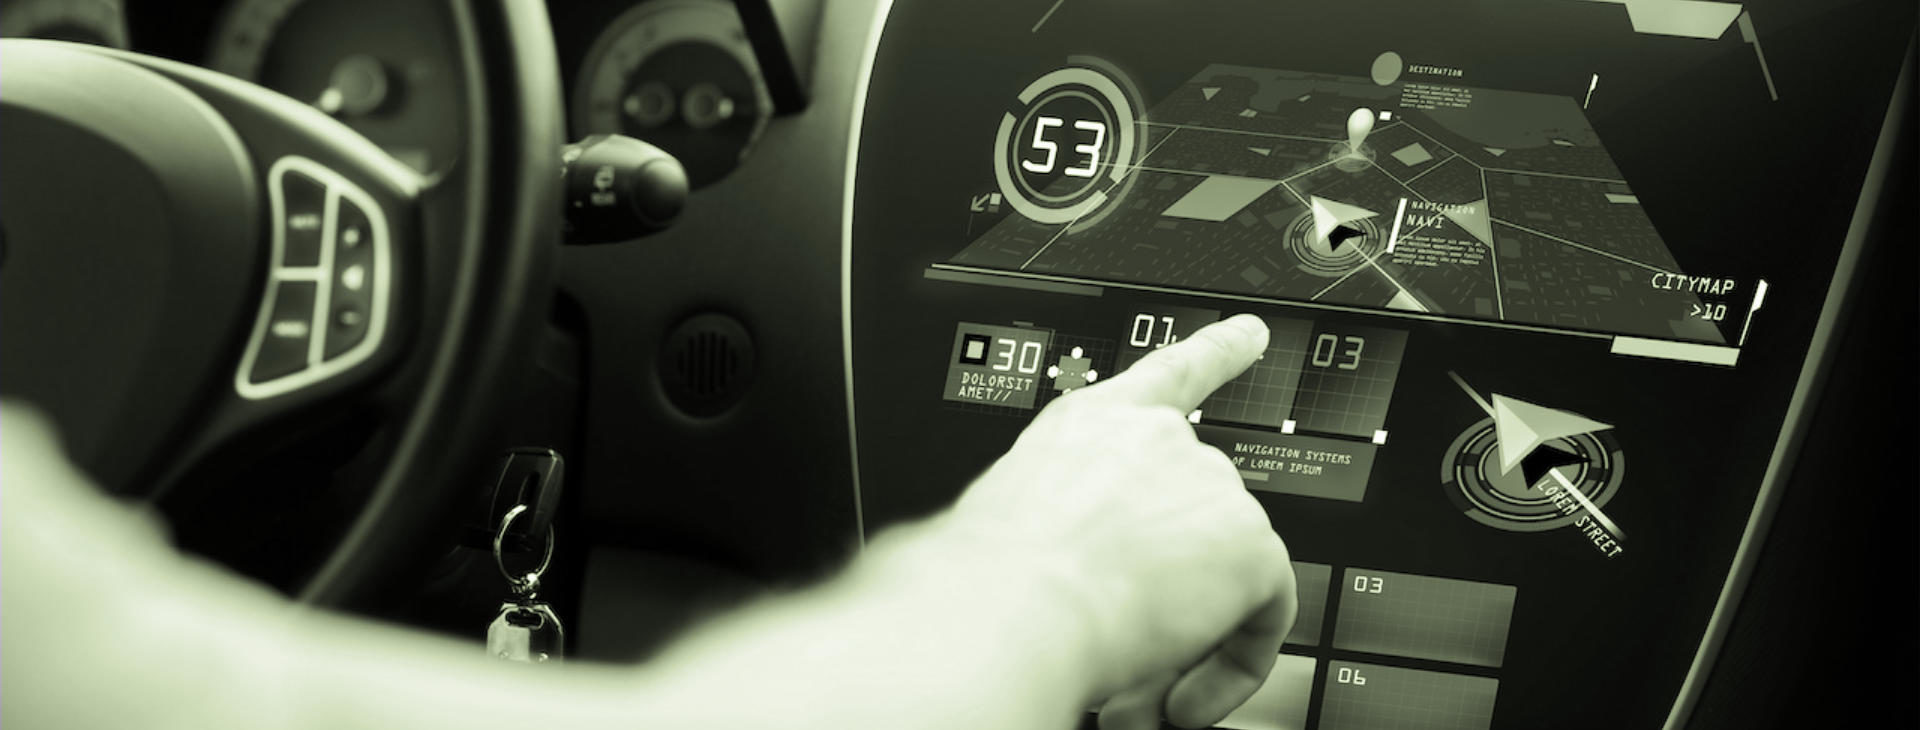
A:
[277,168,327,267]
[325,296,370,359]
[325,199,377,359]
[237,156,392,399]
[249,281,317,383]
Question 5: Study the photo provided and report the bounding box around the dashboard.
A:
[3,1,1913,728]
[5,0,775,184]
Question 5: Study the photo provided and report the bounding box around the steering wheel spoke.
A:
[133,51,432,406]
[2,41,422,478]
[1,0,564,607]
[234,154,401,400]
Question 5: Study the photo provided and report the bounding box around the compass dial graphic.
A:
[1442,419,1625,532]
[1442,375,1626,533]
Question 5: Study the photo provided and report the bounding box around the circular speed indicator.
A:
[994,62,1141,227]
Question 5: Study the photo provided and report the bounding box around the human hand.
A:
[936,314,1298,729]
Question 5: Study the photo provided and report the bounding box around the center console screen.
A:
[847,1,1913,727]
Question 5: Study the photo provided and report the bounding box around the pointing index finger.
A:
[1104,314,1269,412]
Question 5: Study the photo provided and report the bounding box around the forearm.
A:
[0,439,641,730]
[5,435,1095,730]
[625,514,1098,730]
[287,513,1099,730]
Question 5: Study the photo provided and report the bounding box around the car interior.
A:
[1,0,1915,727]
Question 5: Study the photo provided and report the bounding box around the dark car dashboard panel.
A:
[5,0,1914,727]
[847,1,1913,728]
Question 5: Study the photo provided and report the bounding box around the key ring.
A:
[493,504,554,594]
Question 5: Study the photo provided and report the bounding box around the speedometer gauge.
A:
[207,0,463,175]
[571,0,771,188]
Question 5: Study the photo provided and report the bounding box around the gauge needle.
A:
[314,87,346,116]
[311,55,389,118]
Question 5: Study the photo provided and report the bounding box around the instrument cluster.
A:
[57,0,774,187]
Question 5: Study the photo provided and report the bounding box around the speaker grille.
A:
[660,313,754,417]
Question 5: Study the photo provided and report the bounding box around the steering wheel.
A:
[0,0,563,607]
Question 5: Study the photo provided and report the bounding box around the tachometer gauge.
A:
[0,0,128,48]
[207,0,463,175]
[571,0,771,188]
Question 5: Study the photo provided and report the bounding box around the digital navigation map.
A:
[949,63,1734,345]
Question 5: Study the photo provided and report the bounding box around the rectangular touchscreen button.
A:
[1114,306,1221,364]
[1215,654,1315,730]
[1114,312,1313,430]
[1289,325,1409,438]
[1196,316,1313,429]
[1320,661,1498,730]
[942,323,1051,409]
[1333,568,1516,668]
[1285,561,1330,647]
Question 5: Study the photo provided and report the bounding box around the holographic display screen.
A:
[949,61,1756,346]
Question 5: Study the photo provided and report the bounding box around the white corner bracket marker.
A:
[1738,279,1768,347]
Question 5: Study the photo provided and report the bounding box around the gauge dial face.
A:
[992,62,1142,229]
[0,0,128,47]
[570,0,771,188]
[1442,418,1625,533]
[207,0,463,175]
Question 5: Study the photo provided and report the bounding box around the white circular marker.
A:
[1371,52,1405,86]
[1347,108,1375,153]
